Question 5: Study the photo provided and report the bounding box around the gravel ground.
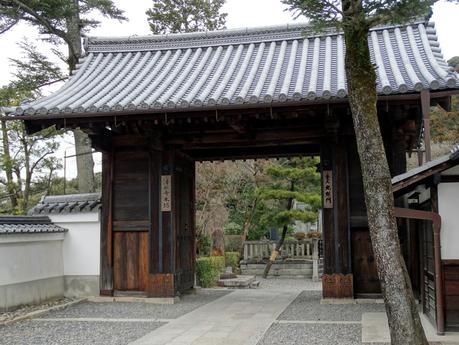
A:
[0,298,77,324]
[0,320,164,345]
[37,289,231,320]
[257,277,322,291]
[258,323,361,345]
[278,291,385,321]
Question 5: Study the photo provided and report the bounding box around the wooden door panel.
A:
[352,228,381,294]
[113,232,149,291]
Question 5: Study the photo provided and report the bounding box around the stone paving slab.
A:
[130,283,304,345]
[362,312,459,344]
[0,319,164,345]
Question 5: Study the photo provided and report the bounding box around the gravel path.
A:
[0,320,164,345]
[37,289,230,320]
[278,291,385,321]
[258,323,361,345]
[257,284,387,345]
[0,298,77,324]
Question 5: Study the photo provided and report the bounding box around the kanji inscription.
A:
[323,170,333,208]
[161,175,172,212]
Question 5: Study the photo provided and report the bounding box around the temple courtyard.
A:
[0,278,457,345]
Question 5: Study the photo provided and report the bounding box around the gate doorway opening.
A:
[194,157,323,277]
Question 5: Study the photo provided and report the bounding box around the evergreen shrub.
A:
[225,252,240,273]
[196,256,225,287]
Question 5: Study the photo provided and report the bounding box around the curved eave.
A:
[14,89,458,122]
[13,21,459,119]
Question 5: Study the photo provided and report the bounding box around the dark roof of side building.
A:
[0,216,67,234]
[392,145,459,194]
[28,193,101,215]
[12,21,458,118]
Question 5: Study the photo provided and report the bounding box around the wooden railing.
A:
[242,238,322,280]
[243,239,320,261]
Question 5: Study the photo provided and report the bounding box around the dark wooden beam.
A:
[185,144,320,161]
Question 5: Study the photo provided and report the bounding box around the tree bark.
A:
[1,119,18,209]
[262,223,288,278]
[341,2,428,344]
[67,0,95,193]
[74,128,95,193]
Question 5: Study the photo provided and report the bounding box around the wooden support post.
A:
[421,90,432,162]
[148,149,176,297]
[321,137,352,298]
[100,151,114,296]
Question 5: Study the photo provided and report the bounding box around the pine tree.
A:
[146,0,227,34]
[258,157,321,277]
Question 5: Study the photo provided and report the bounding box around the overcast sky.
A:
[0,0,458,177]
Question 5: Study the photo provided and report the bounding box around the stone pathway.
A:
[1,278,457,345]
[130,280,305,345]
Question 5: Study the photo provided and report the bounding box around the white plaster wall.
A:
[0,234,64,285]
[48,213,100,276]
[438,182,459,260]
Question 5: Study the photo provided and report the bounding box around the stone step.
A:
[242,263,313,269]
[240,269,313,276]
[217,275,256,288]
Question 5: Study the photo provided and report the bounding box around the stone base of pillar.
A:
[147,274,175,297]
[322,273,353,298]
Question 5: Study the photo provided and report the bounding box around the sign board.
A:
[161,175,172,212]
[323,170,333,208]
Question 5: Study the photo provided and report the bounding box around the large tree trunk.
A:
[341,2,428,344]
[262,223,288,278]
[74,128,95,193]
[1,119,18,210]
[67,0,95,193]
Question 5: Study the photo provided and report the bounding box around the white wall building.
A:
[0,194,101,311]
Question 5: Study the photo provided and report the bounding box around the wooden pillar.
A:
[148,148,175,297]
[421,90,432,162]
[147,148,196,297]
[321,136,353,298]
[100,151,114,296]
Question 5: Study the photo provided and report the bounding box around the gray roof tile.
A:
[14,21,458,117]
[0,216,67,234]
[28,193,101,215]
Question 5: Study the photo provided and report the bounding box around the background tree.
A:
[0,0,127,193]
[281,0,438,343]
[0,41,65,213]
[146,0,227,34]
[428,57,459,145]
[430,95,459,144]
[448,56,459,72]
[259,157,321,277]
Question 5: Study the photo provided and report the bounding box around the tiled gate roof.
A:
[14,21,458,117]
